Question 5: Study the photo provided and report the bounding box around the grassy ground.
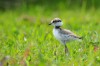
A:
[0,6,100,66]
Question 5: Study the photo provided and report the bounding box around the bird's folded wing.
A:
[60,29,81,40]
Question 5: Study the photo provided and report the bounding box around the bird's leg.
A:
[65,45,69,55]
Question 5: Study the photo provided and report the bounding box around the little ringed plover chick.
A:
[49,18,82,55]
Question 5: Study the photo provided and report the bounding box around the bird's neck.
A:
[55,26,61,29]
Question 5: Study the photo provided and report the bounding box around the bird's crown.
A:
[51,18,61,23]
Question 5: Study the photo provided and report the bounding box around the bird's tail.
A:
[77,36,83,42]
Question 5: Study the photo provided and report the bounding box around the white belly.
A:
[53,28,71,44]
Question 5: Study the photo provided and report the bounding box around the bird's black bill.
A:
[49,23,52,25]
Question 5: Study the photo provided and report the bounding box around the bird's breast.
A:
[53,29,62,40]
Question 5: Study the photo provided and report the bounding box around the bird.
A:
[49,18,82,55]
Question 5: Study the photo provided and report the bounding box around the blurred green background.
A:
[0,0,100,66]
[0,0,100,10]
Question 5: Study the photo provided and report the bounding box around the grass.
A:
[0,5,100,66]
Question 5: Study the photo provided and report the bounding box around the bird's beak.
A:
[49,23,52,25]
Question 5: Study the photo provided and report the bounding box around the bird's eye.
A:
[52,21,55,23]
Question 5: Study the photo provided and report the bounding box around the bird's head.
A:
[49,18,63,27]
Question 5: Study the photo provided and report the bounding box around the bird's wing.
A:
[60,29,81,40]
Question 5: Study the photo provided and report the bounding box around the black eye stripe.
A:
[58,20,61,22]
[53,20,61,23]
